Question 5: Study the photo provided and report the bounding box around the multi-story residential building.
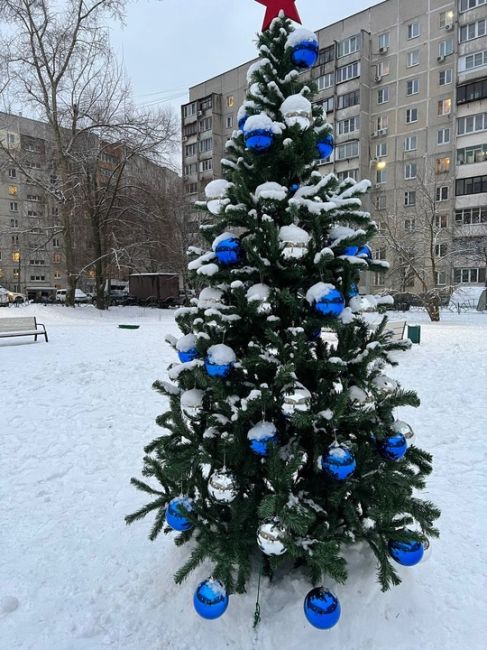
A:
[181,0,487,293]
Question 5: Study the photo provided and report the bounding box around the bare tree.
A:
[0,0,178,306]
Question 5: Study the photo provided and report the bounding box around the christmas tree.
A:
[127,4,439,629]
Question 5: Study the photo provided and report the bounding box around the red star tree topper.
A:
[256,0,302,31]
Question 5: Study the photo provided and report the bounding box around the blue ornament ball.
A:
[343,246,359,256]
[178,348,199,363]
[304,587,341,630]
[204,344,236,379]
[378,433,408,461]
[348,283,359,298]
[193,578,229,620]
[321,445,356,481]
[215,237,241,267]
[388,533,424,566]
[291,40,319,68]
[166,497,193,532]
[357,244,373,259]
[238,113,248,130]
[248,422,278,457]
[289,182,300,195]
[313,288,345,318]
[316,134,334,159]
[244,129,274,152]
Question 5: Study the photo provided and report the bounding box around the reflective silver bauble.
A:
[257,521,287,556]
[372,375,398,392]
[393,420,415,440]
[180,389,204,424]
[282,383,311,417]
[207,469,238,504]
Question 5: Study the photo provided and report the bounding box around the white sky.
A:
[111,0,384,113]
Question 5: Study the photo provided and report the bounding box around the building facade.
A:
[181,0,487,292]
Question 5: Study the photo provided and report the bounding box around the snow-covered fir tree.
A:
[127,12,439,628]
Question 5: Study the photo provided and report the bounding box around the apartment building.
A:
[181,0,487,292]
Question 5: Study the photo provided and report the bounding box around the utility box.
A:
[408,324,421,345]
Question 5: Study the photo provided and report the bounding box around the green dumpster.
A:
[408,324,421,344]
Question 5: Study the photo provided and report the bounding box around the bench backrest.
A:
[0,317,37,332]
[386,321,406,339]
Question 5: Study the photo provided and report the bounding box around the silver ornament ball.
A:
[208,469,238,504]
[393,420,415,440]
[257,522,287,556]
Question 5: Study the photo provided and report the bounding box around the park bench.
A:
[368,320,407,341]
[0,316,48,343]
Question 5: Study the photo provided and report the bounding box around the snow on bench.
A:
[0,317,48,343]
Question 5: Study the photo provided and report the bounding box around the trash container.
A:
[407,324,421,344]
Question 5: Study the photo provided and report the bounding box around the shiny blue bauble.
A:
[316,134,334,159]
[249,428,278,457]
[238,113,248,130]
[313,288,345,318]
[205,358,233,378]
[244,129,274,152]
[304,587,341,630]
[348,283,359,298]
[193,578,229,620]
[311,328,322,340]
[357,244,373,259]
[378,433,408,461]
[166,497,193,532]
[178,348,199,363]
[321,445,356,481]
[291,41,319,69]
[388,535,424,566]
[289,182,300,195]
[343,246,359,256]
[215,237,241,267]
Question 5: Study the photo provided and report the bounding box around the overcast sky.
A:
[111,0,383,113]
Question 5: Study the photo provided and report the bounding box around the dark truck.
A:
[128,273,180,308]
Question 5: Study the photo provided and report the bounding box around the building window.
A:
[226,96,235,108]
[407,22,420,39]
[438,98,452,115]
[404,191,416,206]
[377,87,389,104]
[30,275,46,282]
[404,218,416,231]
[183,122,198,137]
[8,185,17,196]
[404,135,417,151]
[375,247,387,260]
[374,115,389,132]
[435,215,448,229]
[436,157,451,174]
[199,117,212,132]
[454,267,486,284]
[318,45,335,65]
[437,127,450,144]
[54,272,61,280]
[319,96,335,114]
[185,143,197,157]
[337,116,360,134]
[185,182,198,195]
[457,112,487,135]
[377,61,390,77]
[336,169,359,181]
[455,207,487,224]
[457,143,487,165]
[9,201,18,212]
[436,186,449,201]
[12,251,20,262]
[53,253,61,264]
[199,97,213,112]
[335,141,360,160]
[27,194,42,202]
[336,61,360,83]
[199,138,213,153]
[439,40,454,58]
[435,271,447,286]
[460,49,487,72]
[53,238,61,248]
[183,163,197,176]
[226,115,234,129]
[8,168,16,178]
[406,108,418,123]
[456,175,487,195]
[374,272,386,286]
[183,102,197,118]
[376,142,387,158]
[337,34,361,58]
[406,50,420,67]
[407,79,419,95]
[318,72,335,90]
[337,90,360,109]
[376,168,387,184]
[459,0,487,11]
[457,78,487,104]
[30,259,45,266]
[459,18,486,42]
[10,218,18,228]
[378,32,390,50]
[435,243,448,257]
[439,69,453,86]
[405,162,417,179]
[199,159,213,172]
[375,194,387,210]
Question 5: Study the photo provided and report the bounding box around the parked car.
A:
[7,290,27,304]
[0,287,9,307]
[56,289,91,304]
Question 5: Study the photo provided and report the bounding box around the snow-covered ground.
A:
[1,305,486,650]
